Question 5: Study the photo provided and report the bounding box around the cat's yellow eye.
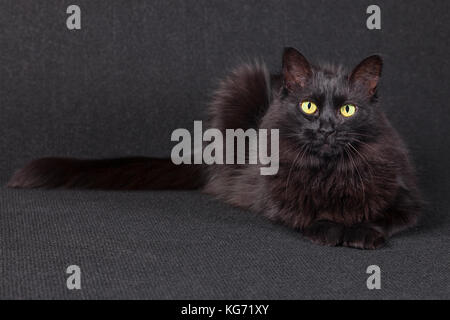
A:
[340,104,356,117]
[300,101,318,115]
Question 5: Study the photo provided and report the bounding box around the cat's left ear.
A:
[349,55,383,96]
[282,47,312,91]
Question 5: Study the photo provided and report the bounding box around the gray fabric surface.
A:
[0,0,449,299]
[1,187,448,299]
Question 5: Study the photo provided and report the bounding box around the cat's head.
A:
[277,47,383,160]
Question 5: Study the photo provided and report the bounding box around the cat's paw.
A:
[342,225,386,250]
[302,220,345,247]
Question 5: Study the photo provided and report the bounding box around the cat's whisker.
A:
[284,144,308,199]
[348,138,378,153]
[344,144,366,203]
[347,142,375,181]
[346,133,375,138]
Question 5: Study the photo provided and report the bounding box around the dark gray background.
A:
[0,0,449,299]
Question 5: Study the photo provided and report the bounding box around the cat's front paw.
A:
[342,225,386,250]
[302,220,345,247]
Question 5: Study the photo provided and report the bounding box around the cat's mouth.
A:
[318,144,334,157]
[321,143,332,152]
[310,141,341,157]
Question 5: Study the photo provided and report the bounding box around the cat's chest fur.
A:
[266,156,399,227]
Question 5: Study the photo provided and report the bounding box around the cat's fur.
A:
[8,48,421,249]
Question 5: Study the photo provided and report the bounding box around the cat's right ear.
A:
[282,47,312,91]
[349,55,383,96]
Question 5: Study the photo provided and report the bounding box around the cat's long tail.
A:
[7,157,204,190]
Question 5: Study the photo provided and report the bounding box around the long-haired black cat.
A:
[8,47,421,249]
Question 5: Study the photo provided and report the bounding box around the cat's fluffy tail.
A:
[7,157,204,190]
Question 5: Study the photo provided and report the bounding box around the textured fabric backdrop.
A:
[0,0,449,299]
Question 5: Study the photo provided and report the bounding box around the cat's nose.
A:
[319,128,336,138]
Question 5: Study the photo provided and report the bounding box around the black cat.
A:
[8,47,421,249]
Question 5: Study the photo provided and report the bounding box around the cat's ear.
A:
[282,47,312,90]
[349,55,383,96]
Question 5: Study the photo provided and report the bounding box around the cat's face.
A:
[279,48,383,159]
